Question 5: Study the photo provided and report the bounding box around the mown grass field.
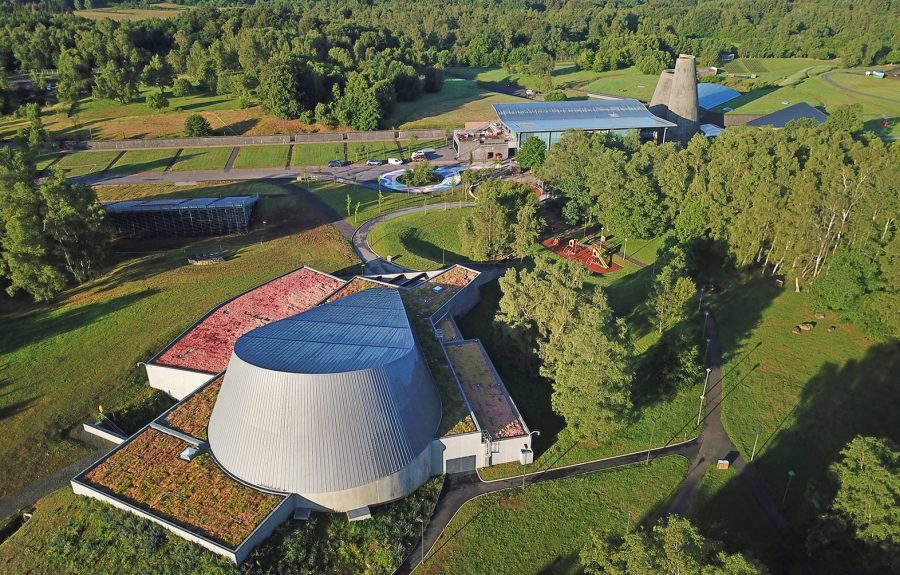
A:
[0,181,357,499]
[231,145,290,169]
[169,147,232,171]
[304,181,463,226]
[291,142,346,166]
[418,457,688,575]
[579,67,662,101]
[52,150,120,177]
[367,208,472,270]
[723,58,837,85]
[74,3,187,21]
[385,77,520,129]
[107,148,177,174]
[451,62,605,92]
[711,277,896,526]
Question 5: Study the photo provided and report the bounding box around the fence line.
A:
[64,129,449,151]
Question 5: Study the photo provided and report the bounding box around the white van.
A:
[388,157,404,165]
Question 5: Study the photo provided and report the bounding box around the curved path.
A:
[822,70,900,106]
[352,202,475,275]
[395,440,699,575]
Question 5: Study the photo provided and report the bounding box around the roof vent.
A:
[432,285,444,293]
[180,446,201,461]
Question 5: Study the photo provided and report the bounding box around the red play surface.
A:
[155,267,345,374]
[541,237,622,274]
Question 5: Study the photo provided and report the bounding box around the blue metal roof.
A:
[103,195,257,213]
[697,83,741,110]
[493,99,675,133]
[234,288,414,374]
[745,102,827,128]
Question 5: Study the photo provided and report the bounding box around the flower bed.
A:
[83,428,284,548]
[324,277,387,302]
[163,375,223,440]
[445,342,526,439]
[154,267,344,373]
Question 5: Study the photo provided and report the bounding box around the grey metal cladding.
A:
[208,288,441,495]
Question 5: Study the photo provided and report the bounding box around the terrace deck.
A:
[81,428,284,549]
[445,341,526,440]
[154,267,344,373]
[163,375,223,440]
[541,237,622,274]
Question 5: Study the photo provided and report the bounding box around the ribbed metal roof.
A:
[697,83,741,110]
[207,287,442,498]
[103,195,257,213]
[234,288,413,374]
[746,102,827,128]
[493,100,675,133]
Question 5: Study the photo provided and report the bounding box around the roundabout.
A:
[378,165,463,193]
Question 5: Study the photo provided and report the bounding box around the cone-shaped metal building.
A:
[208,287,441,512]
[649,54,700,144]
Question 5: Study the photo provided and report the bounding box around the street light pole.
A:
[751,428,762,462]
[704,337,711,365]
[416,516,424,564]
[623,238,628,263]
[782,470,796,506]
[646,417,655,465]
[521,430,540,489]
[697,367,711,426]
[698,287,705,311]
[702,310,710,339]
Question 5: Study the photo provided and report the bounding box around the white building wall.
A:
[146,363,215,399]
[488,435,534,467]
[430,431,484,475]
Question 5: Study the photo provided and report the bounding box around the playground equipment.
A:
[562,238,578,256]
[589,246,610,270]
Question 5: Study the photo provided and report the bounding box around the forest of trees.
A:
[1,0,898,126]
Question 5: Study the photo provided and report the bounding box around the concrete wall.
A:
[146,363,215,400]
[66,130,448,151]
[430,431,484,474]
[231,496,296,563]
[488,435,533,467]
[82,422,126,445]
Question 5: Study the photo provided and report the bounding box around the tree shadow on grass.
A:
[0,288,158,357]
[176,99,228,112]
[395,228,467,268]
[224,117,259,135]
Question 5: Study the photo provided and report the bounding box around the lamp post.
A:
[646,417,655,465]
[704,337,711,365]
[696,368,711,426]
[521,430,540,489]
[702,310,710,339]
[415,516,424,564]
[751,428,762,462]
[698,287,705,311]
[622,238,628,263]
[782,470,796,506]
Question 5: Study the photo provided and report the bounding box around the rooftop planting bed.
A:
[323,276,387,302]
[408,266,479,317]
[163,375,223,441]
[154,267,344,373]
[81,428,284,548]
[445,341,526,439]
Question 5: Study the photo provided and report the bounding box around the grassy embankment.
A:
[367,208,472,270]
[0,181,357,499]
[419,457,688,575]
[304,181,465,227]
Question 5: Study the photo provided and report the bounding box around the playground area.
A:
[541,236,623,274]
[378,165,463,193]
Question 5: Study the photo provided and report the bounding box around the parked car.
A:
[411,150,427,161]
[387,157,404,165]
[366,158,384,166]
[327,159,345,167]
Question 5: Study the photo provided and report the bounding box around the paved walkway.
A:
[395,440,699,575]
[668,305,785,530]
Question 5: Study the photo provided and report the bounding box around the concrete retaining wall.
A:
[146,364,216,400]
[66,129,448,151]
[82,422,127,445]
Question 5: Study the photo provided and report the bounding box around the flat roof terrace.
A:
[444,340,527,440]
[152,267,345,374]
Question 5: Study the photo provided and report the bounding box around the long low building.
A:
[454,99,676,161]
[104,195,258,238]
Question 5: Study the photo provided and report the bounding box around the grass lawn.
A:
[231,145,290,169]
[52,150,121,177]
[74,3,186,21]
[170,147,232,171]
[107,148,177,175]
[291,142,346,166]
[385,77,520,129]
[579,67,662,101]
[34,151,63,172]
[717,69,899,139]
[345,141,402,163]
[450,62,604,92]
[688,464,781,567]
[711,276,896,526]
[418,457,688,575]
[304,181,463,227]
[0,181,357,499]
[723,58,837,85]
[367,208,471,270]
